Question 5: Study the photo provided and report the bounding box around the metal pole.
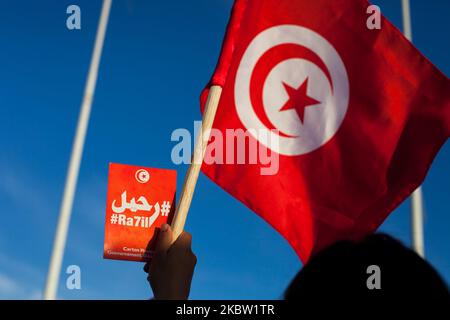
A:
[411,188,425,257]
[43,0,112,299]
[401,0,425,258]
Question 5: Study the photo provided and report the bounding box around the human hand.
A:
[144,224,197,300]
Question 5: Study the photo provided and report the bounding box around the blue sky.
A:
[0,0,448,299]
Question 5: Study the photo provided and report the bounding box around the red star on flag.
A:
[279,78,321,123]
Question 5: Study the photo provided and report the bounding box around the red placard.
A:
[103,163,176,262]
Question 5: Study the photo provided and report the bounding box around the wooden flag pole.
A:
[171,85,223,240]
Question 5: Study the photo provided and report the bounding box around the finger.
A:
[155,223,173,255]
[171,231,193,252]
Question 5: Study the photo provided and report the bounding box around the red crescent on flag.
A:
[249,42,333,137]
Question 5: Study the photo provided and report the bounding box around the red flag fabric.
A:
[200,0,450,262]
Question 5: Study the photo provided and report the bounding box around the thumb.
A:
[155,223,173,255]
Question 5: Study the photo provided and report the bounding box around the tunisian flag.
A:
[200,0,450,262]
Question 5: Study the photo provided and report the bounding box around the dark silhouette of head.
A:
[285,233,449,310]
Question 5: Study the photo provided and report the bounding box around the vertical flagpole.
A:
[411,188,425,257]
[401,0,425,258]
[43,0,112,300]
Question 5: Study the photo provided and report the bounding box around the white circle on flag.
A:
[234,25,349,156]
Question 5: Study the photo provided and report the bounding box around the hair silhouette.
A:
[285,233,449,310]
